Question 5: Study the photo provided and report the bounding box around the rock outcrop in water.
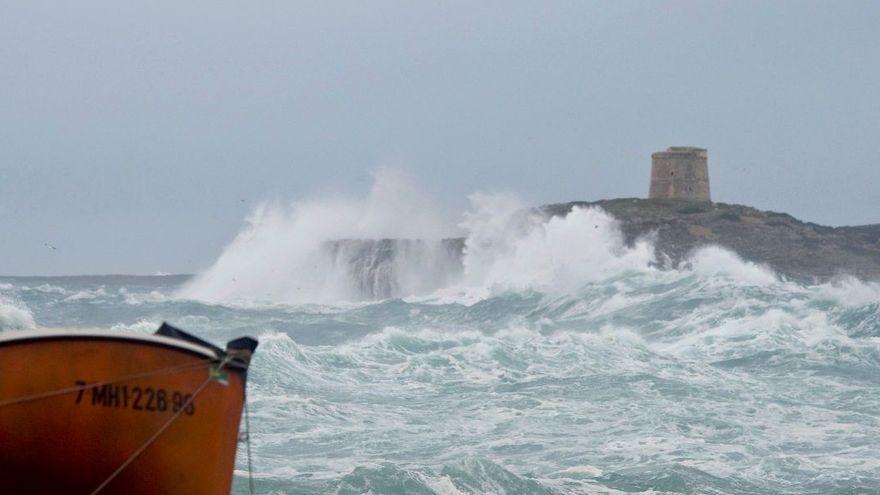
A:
[542,199,880,283]
[326,199,880,298]
[325,238,464,299]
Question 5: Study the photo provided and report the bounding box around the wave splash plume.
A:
[0,291,35,330]
[180,173,663,305]
[178,169,460,304]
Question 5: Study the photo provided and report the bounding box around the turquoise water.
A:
[3,199,879,494]
[2,264,879,494]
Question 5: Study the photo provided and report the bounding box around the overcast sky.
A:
[1,1,878,275]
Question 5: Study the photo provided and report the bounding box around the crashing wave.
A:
[180,171,879,308]
[0,296,35,330]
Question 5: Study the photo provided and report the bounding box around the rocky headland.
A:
[542,199,880,283]
[326,199,880,298]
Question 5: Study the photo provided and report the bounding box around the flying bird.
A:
[44,243,57,251]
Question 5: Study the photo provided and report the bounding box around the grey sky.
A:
[1,1,878,275]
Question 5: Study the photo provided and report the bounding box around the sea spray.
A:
[459,196,655,294]
[0,294,35,330]
[181,179,661,306]
[177,169,459,304]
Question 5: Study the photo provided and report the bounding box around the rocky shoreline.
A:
[542,199,880,283]
[326,199,880,299]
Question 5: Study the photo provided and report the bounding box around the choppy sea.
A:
[2,202,880,494]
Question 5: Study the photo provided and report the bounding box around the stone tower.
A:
[649,146,711,201]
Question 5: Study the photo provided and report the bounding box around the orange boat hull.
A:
[0,329,252,494]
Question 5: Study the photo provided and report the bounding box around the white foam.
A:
[421,476,467,495]
[120,289,169,305]
[556,465,603,477]
[685,245,778,286]
[813,276,880,307]
[109,319,161,334]
[64,287,108,301]
[31,284,69,295]
[460,202,656,295]
[0,296,35,330]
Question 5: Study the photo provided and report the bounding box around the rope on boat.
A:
[0,358,217,409]
[244,389,256,495]
[89,356,232,495]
